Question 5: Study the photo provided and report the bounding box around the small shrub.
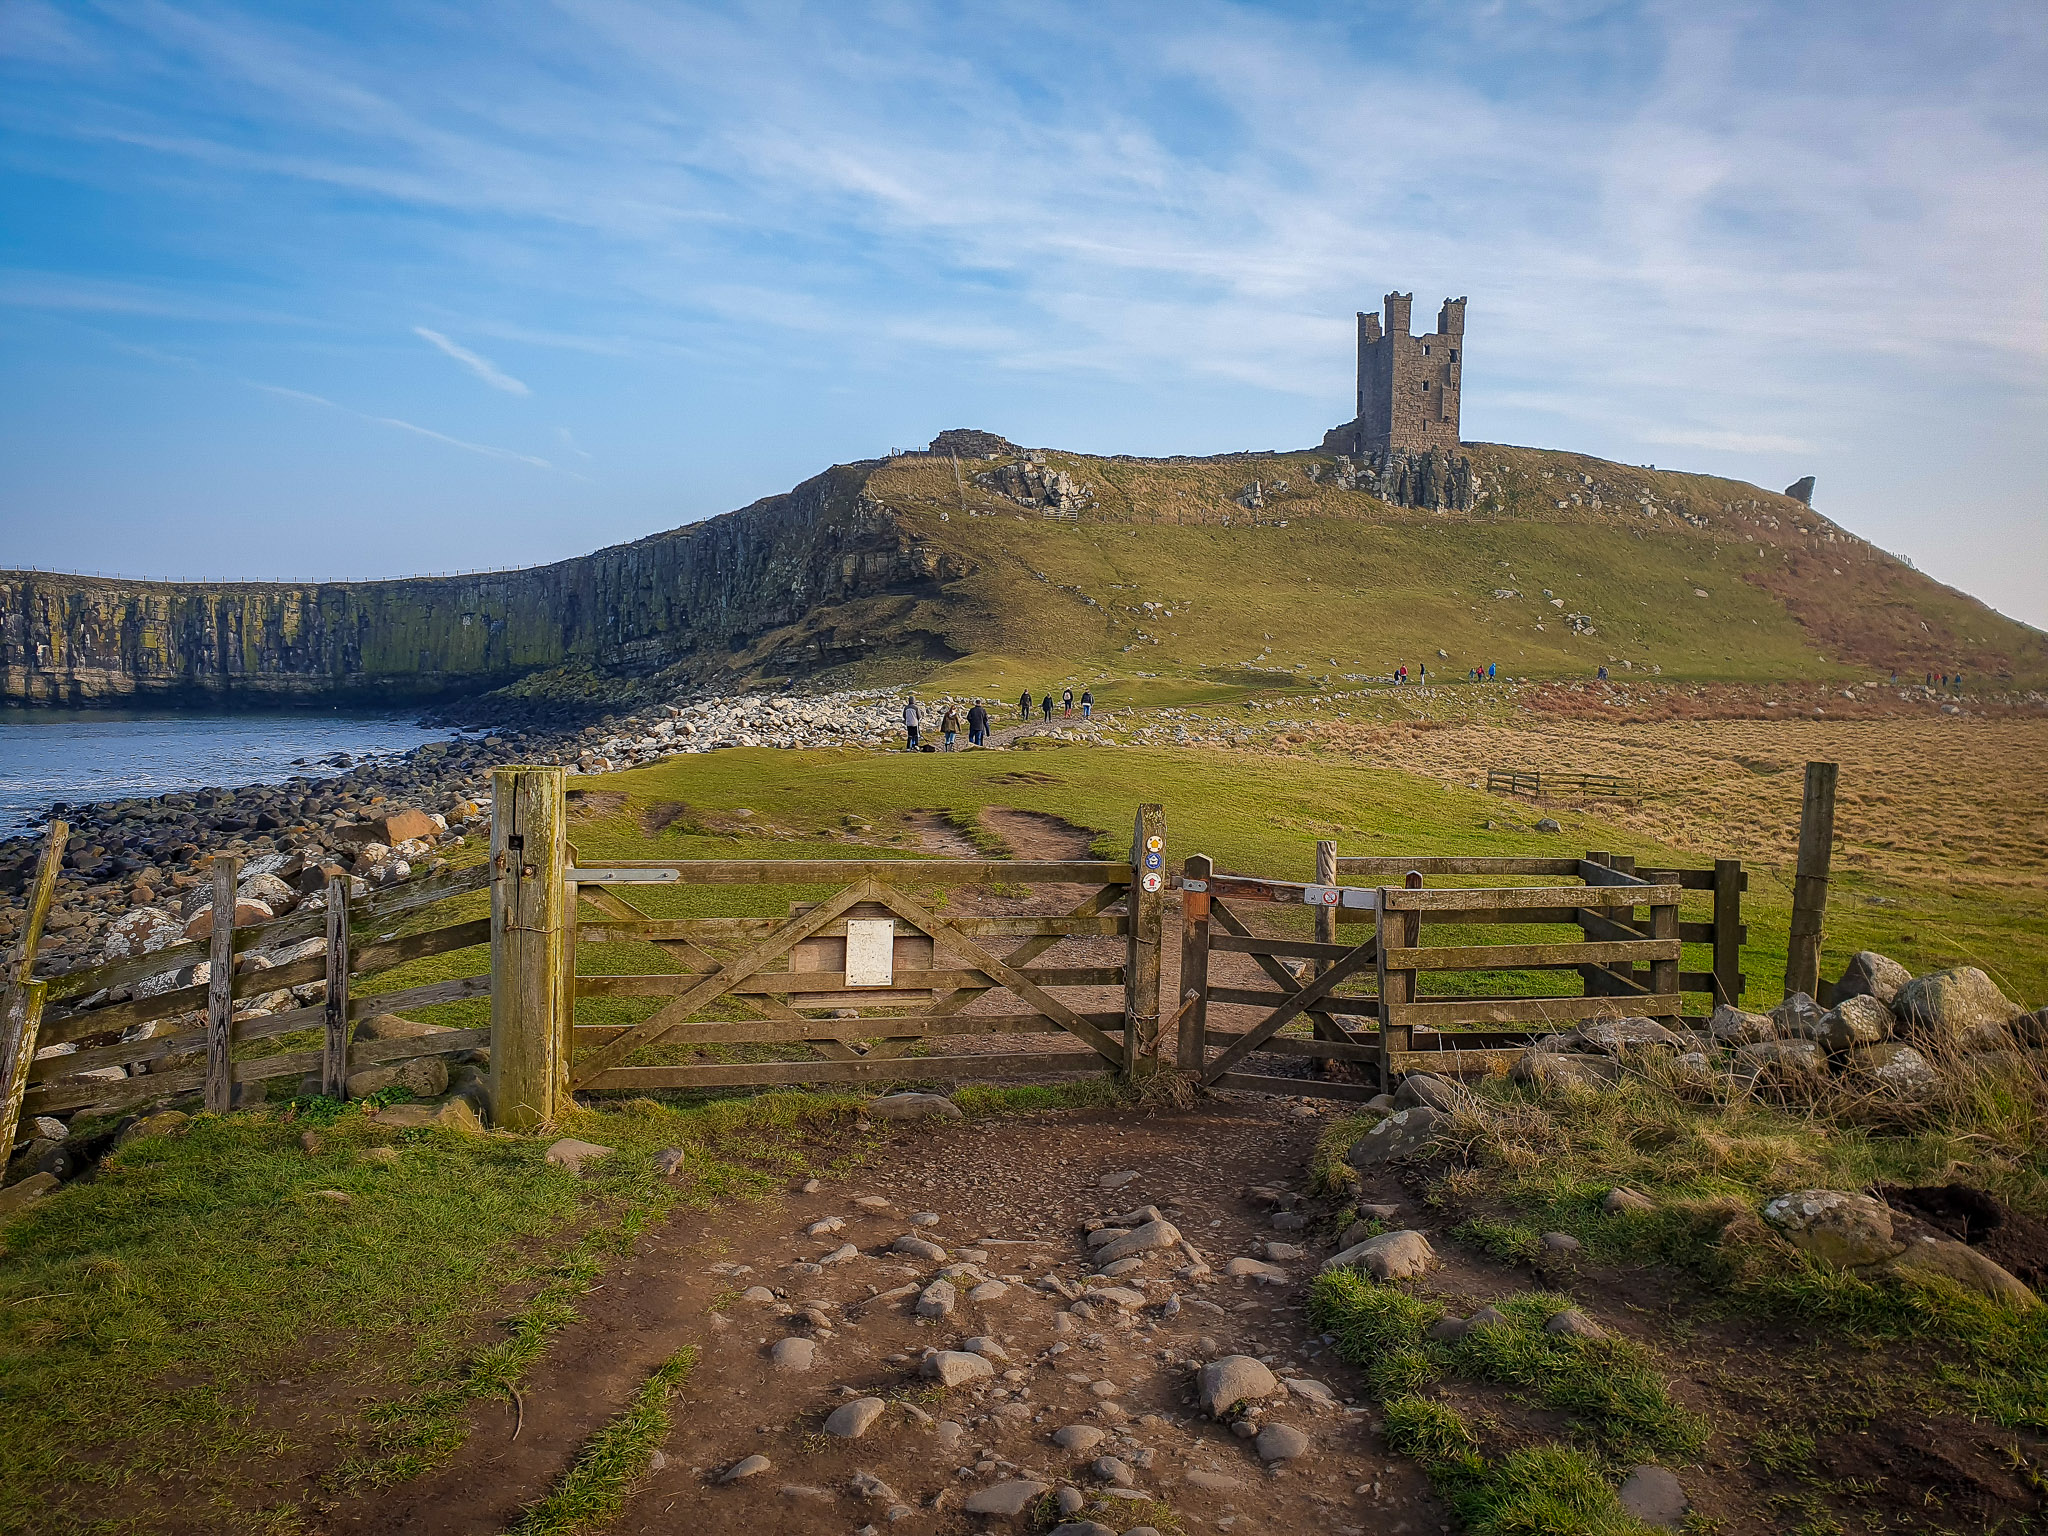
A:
[1381,1394,1473,1461]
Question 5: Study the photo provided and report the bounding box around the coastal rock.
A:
[1894,968,2018,1043]
[1836,951,1912,1006]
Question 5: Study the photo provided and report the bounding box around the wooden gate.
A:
[477,777,1170,1104]
[1174,851,1740,1096]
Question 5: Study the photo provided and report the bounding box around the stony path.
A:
[333,1098,1445,1536]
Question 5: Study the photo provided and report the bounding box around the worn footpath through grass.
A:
[0,1090,867,1535]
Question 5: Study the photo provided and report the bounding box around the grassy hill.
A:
[738,439,2047,705]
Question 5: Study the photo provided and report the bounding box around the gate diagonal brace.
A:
[1201,937,1379,1086]
[866,884,1127,1070]
[571,877,888,1084]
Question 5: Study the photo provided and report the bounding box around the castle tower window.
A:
[1422,345,1431,355]
[1449,348,1458,360]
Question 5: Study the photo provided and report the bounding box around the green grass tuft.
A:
[506,1348,696,1536]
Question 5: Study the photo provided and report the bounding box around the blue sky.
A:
[3,1,2044,627]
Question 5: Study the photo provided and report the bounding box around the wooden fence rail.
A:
[1485,768,1636,800]
[4,831,492,1134]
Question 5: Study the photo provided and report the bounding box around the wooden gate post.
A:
[490,766,570,1130]
[205,854,241,1113]
[0,821,68,1169]
[1785,761,1838,1001]
[1712,858,1744,1008]
[1176,854,1213,1074]
[1313,840,1338,971]
[1375,872,1422,1086]
[1124,805,1166,1069]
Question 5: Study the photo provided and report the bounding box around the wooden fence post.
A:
[321,876,351,1099]
[0,821,68,1167]
[1124,804,1166,1069]
[205,854,241,1113]
[1176,853,1213,1074]
[1313,840,1337,970]
[1712,858,1744,1008]
[1645,873,1681,1026]
[1785,761,1838,1001]
[490,766,569,1130]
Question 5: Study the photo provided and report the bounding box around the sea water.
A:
[0,707,459,836]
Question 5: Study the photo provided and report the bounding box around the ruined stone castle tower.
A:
[1320,291,1472,510]
[1341,292,1465,454]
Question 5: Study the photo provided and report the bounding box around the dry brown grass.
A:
[1310,709,2048,892]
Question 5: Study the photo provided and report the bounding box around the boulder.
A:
[114,1109,191,1147]
[543,1138,614,1174]
[864,1091,965,1123]
[1602,1187,1655,1215]
[1894,968,2018,1043]
[1820,994,1894,1051]
[1255,1422,1310,1462]
[769,1336,817,1372]
[1851,1042,1940,1097]
[892,1234,948,1263]
[100,906,183,962]
[963,1480,1048,1516]
[1886,1236,2040,1309]
[720,1453,772,1482]
[1735,1038,1825,1077]
[1392,1072,1469,1112]
[1617,1465,1690,1529]
[1708,1004,1776,1046]
[0,1172,59,1218]
[1094,1219,1181,1265]
[1836,951,1912,1006]
[353,1014,449,1042]
[182,899,274,940]
[916,1279,956,1318]
[238,871,298,912]
[1579,1016,1686,1055]
[1772,992,1826,1039]
[1197,1355,1279,1416]
[1344,1107,1445,1165]
[375,1098,484,1133]
[1322,1228,1437,1280]
[1511,1051,1622,1089]
[923,1349,995,1387]
[824,1397,886,1438]
[348,1055,449,1100]
[1761,1190,1902,1268]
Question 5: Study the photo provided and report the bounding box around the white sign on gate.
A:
[844,919,897,987]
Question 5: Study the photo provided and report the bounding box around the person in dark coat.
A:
[967,700,989,747]
[1018,689,1033,721]
[1041,692,1054,722]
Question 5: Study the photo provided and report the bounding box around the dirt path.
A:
[323,1097,1443,1536]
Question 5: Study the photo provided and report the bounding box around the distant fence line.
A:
[1486,768,1637,801]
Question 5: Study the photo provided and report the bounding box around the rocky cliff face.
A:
[0,464,966,708]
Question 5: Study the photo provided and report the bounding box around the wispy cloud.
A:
[413,326,530,395]
[252,381,553,468]
[1,1,2043,618]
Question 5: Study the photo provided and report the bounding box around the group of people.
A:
[899,686,1096,751]
[1463,663,1499,681]
[1019,687,1092,722]
[900,695,991,751]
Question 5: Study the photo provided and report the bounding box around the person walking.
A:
[1041,692,1054,722]
[902,695,922,750]
[1487,662,1496,680]
[1080,688,1093,719]
[1061,687,1074,717]
[967,699,989,747]
[1018,688,1032,721]
[940,703,961,751]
